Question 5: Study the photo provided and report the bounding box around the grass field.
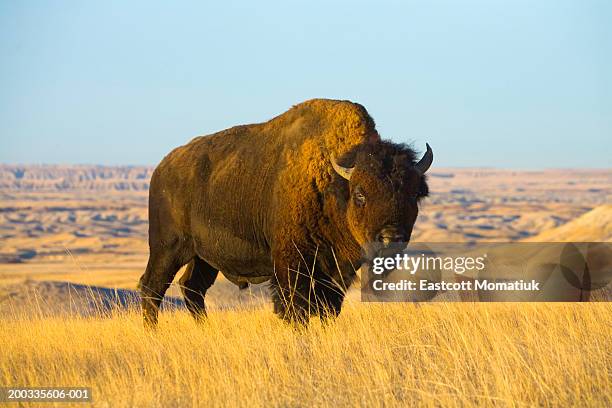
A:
[1,301,610,407]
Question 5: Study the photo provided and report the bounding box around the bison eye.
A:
[354,191,366,207]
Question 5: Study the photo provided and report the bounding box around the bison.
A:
[138,99,432,326]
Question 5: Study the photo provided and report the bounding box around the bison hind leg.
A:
[139,246,191,328]
[179,257,218,321]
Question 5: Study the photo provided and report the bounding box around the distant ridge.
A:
[0,165,153,192]
[524,205,612,242]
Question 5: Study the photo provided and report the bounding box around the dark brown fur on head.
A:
[334,141,429,248]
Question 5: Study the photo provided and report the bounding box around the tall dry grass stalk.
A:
[1,302,610,407]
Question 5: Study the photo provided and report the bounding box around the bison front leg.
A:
[270,272,347,324]
[311,277,346,321]
[309,257,357,321]
[270,261,352,325]
[270,263,315,326]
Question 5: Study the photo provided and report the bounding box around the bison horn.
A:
[414,143,433,175]
[330,153,354,181]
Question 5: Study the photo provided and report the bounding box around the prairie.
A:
[1,301,610,407]
[1,165,611,407]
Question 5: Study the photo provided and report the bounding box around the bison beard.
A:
[138,99,432,326]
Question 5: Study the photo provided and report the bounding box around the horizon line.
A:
[0,162,610,172]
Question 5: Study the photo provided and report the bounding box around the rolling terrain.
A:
[0,165,610,407]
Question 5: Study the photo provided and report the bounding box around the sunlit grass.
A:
[0,303,612,406]
[1,302,610,407]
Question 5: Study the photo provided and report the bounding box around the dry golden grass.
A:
[1,302,610,407]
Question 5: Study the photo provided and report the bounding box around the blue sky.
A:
[1,0,610,168]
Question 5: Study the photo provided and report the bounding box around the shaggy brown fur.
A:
[138,99,430,326]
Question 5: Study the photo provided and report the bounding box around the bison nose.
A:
[376,227,407,247]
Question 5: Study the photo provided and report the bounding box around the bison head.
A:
[331,142,432,258]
